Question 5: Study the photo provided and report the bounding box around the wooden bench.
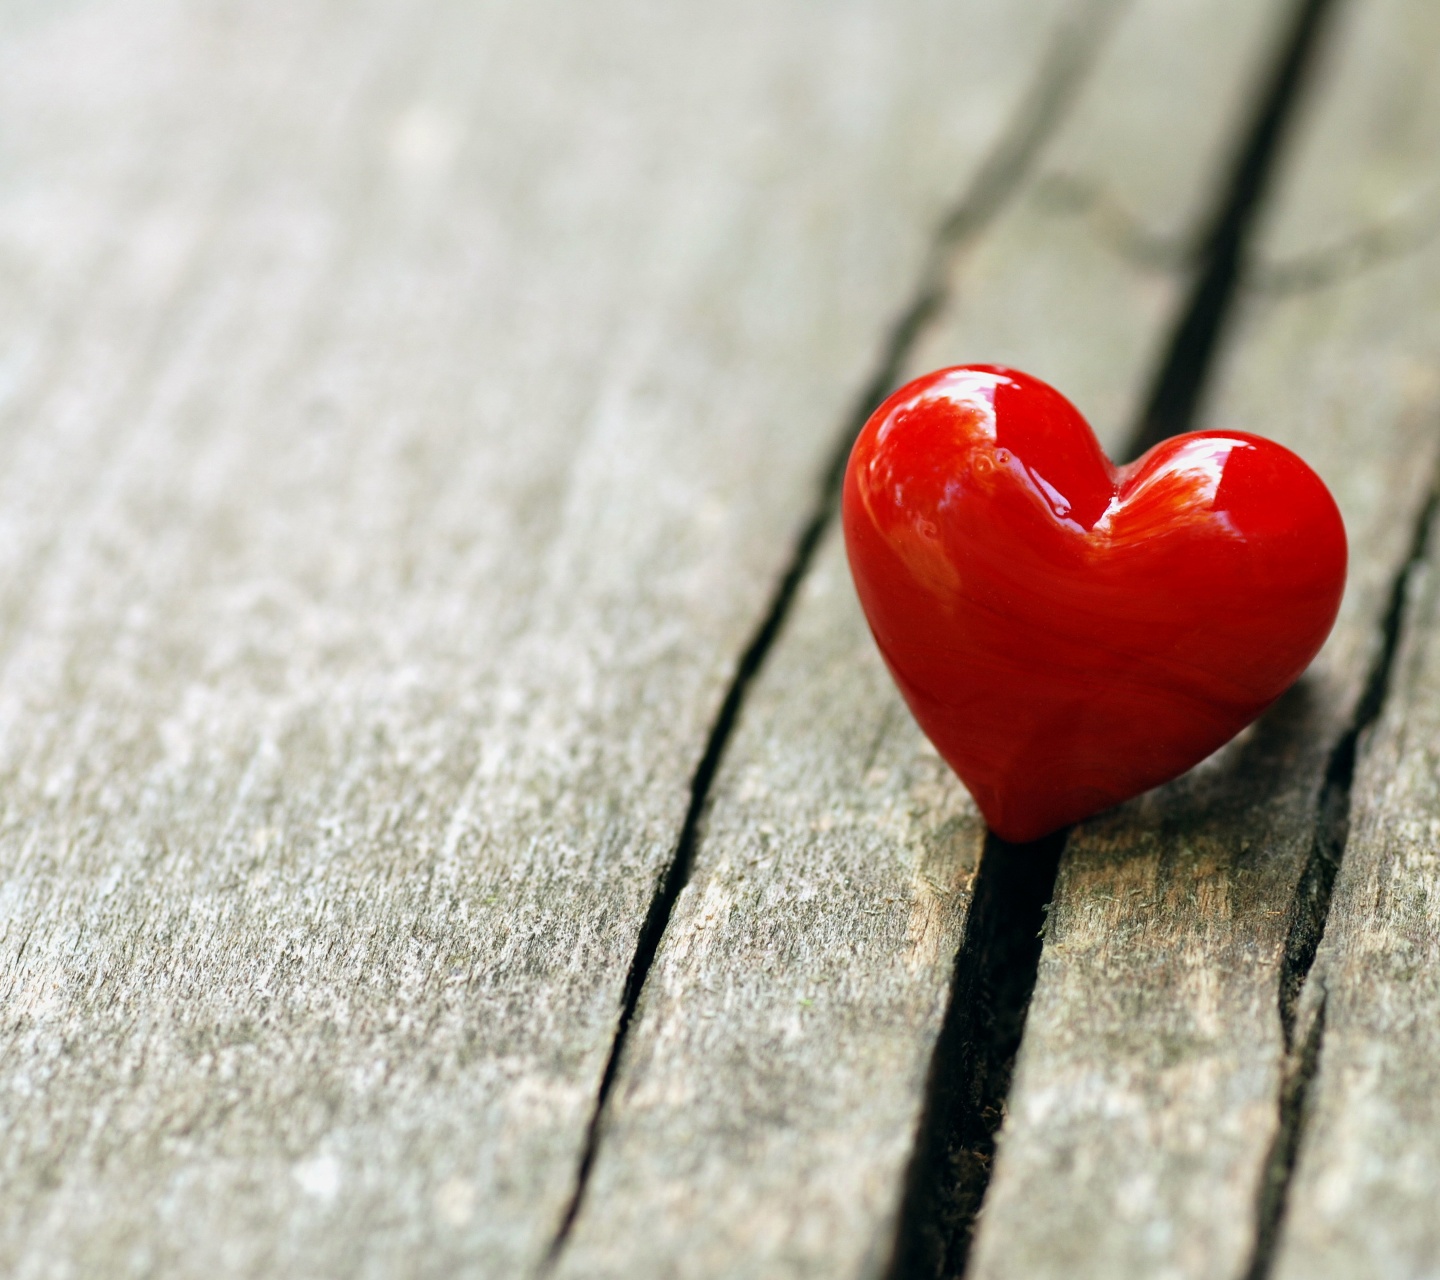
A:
[2,0,1438,1275]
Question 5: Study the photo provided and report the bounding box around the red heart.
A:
[842,365,1346,843]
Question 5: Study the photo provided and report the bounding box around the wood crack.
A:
[1248,193,1440,295]
[1128,0,1343,460]
[1279,481,1440,1047]
[1030,171,1198,273]
[887,1,1350,1275]
[1245,475,1440,1279]
[537,2,1123,1269]
[1028,179,1440,300]
[1244,988,1330,1280]
[885,833,1067,1280]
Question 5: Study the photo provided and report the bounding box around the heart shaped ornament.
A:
[842,365,1347,843]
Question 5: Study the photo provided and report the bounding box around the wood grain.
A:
[0,1,1072,1275]
[553,2,1305,1277]
[967,0,1440,1276]
[1270,536,1440,1280]
[1267,535,1440,1280]
[1255,1,1440,1274]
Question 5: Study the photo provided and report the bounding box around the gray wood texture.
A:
[554,1,1304,1276]
[967,0,1440,1276]
[4,0,1438,1276]
[1273,520,1440,1280]
[1261,1,1440,1275]
[0,1,1075,1275]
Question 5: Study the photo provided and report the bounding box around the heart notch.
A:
[842,365,1347,843]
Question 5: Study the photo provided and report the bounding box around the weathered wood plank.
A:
[552,2,1303,1276]
[1256,0,1440,1273]
[0,1,1073,1274]
[967,0,1440,1276]
[1268,536,1440,1280]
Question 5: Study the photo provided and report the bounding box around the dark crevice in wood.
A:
[930,0,1130,253]
[1246,482,1440,1279]
[812,0,1129,507]
[885,833,1066,1280]
[538,4,1122,1269]
[1244,990,1329,1280]
[540,464,837,1271]
[888,2,1349,1275]
[1278,490,1438,1050]
[1126,0,1342,460]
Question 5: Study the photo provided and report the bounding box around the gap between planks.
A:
[888,0,1348,1274]
[1243,480,1440,1280]
[956,0,1440,1272]
[541,0,1128,1266]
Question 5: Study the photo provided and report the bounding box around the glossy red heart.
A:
[842,365,1347,843]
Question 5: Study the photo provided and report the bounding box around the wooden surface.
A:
[1262,2,1440,1275]
[1275,509,1440,1280]
[968,0,1440,1277]
[1,0,1438,1277]
[554,1,1300,1276]
[0,1,1070,1275]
